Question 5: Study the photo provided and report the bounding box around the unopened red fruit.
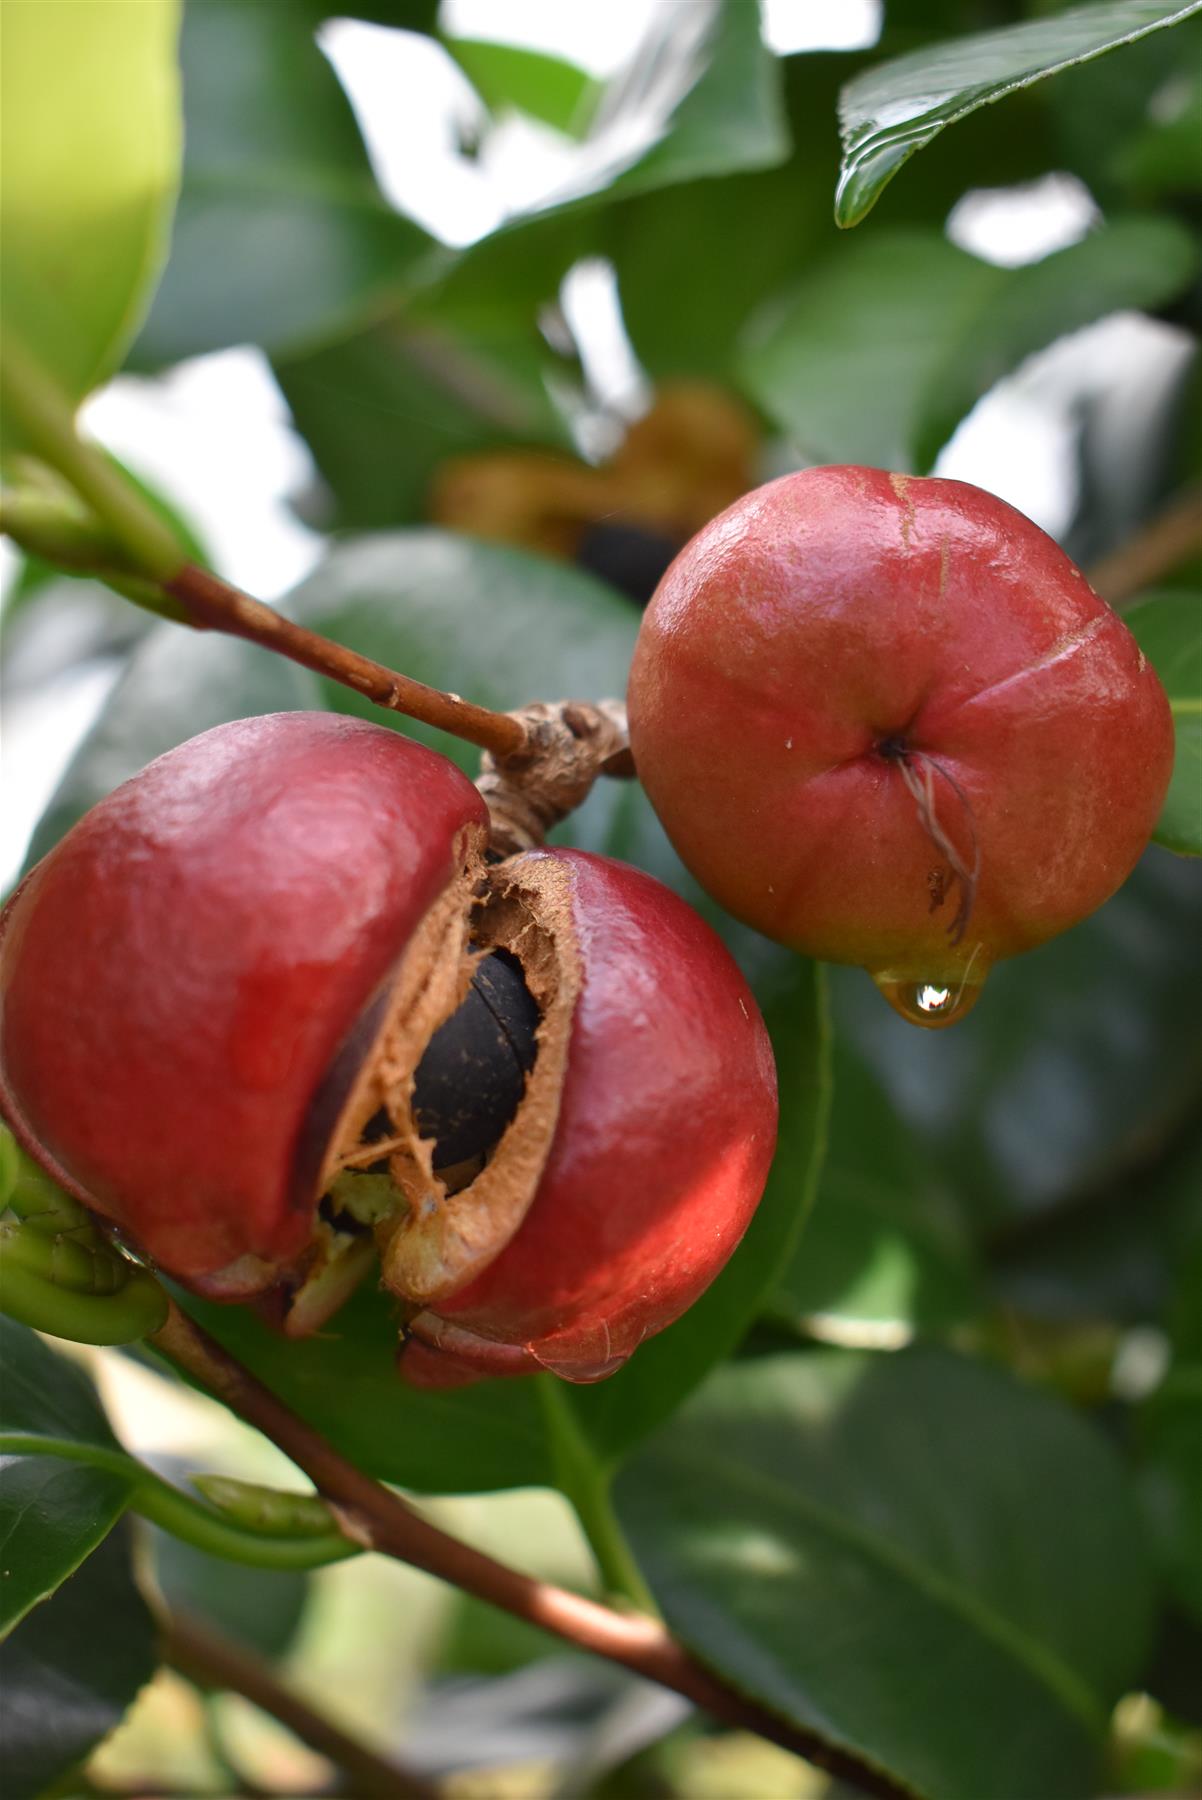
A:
[627,466,1175,1025]
[0,712,777,1380]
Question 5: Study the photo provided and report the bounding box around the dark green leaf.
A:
[741,229,995,469]
[25,626,320,872]
[0,0,180,446]
[447,38,599,136]
[274,317,574,532]
[1114,66,1202,194]
[992,1123,1202,1328]
[0,1320,133,1637]
[133,0,443,365]
[914,215,1198,470]
[617,1346,1155,1800]
[833,848,1202,1230]
[594,0,788,202]
[741,219,1197,472]
[1140,1363,1202,1626]
[0,1524,157,1798]
[461,0,787,240]
[836,0,1202,227]
[767,1038,982,1341]
[177,1284,555,1493]
[1126,591,1202,855]
[152,1526,310,1660]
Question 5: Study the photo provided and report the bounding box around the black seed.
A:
[412,949,540,1169]
[575,520,682,607]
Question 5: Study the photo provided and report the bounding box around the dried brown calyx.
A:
[479,699,632,856]
[274,843,583,1335]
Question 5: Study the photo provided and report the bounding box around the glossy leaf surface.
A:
[0,1524,156,1797]
[617,1347,1154,1800]
[0,1320,133,1636]
[836,0,1202,225]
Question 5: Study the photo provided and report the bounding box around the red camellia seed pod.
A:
[627,466,1175,1027]
[394,849,778,1385]
[0,713,489,1293]
[0,713,777,1381]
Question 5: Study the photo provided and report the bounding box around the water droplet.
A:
[872,971,986,1030]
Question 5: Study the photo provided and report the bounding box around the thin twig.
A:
[167,564,528,760]
[1088,483,1202,608]
[163,1610,440,1800]
[149,1302,908,1800]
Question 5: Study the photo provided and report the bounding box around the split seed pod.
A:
[0,713,778,1382]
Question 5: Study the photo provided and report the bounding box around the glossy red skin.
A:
[0,714,487,1284]
[627,467,1175,983]
[401,848,779,1386]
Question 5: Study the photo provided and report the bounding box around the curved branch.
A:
[1089,483,1202,608]
[150,1302,908,1800]
[163,1610,440,1800]
[166,563,528,759]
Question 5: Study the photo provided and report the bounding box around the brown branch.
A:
[149,1302,907,1800]
[163,1609,440,1800]
[1088,483,1202,609]
[166,563,528,760]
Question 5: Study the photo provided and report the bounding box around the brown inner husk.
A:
[322,845,579,1308]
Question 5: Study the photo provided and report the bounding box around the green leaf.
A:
[0,1320,133,1637]
[177,1284,555,1493]
[740,219,1197,472]
[462,0,787,239]
[24,625,320,872]
[568,958,831,1465]
[0,1523,157,1797]
[913,215,1198,470]
[836,0,1202,227]
[273,317,575,532]
[447,37,599,136]
[767,1038,982,1342]
[832,848,1202,1231]
[1140,1363,1202,1626]
[133,0,443,365]
[1126,591,1202,855]
[152,1527,310,1660]
[617,1346,1155,1800]
[610,50,858,381]
[1113,65,1202,194]
[741,230,995,469]
[993,1124,1202,1329]
[0,0,181,445]
[593,0,788,202]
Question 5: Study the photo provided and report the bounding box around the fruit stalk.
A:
[150,1299,909,1800]
[167,561,528,757]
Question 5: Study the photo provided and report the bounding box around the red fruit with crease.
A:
[0,712,778,1382]
[627,465,1175,1026]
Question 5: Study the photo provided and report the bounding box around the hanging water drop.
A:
[871,971,986,1030]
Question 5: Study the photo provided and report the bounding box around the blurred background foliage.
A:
[1,2,1201,1797]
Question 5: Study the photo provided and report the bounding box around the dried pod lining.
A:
[314,853,581,1309]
